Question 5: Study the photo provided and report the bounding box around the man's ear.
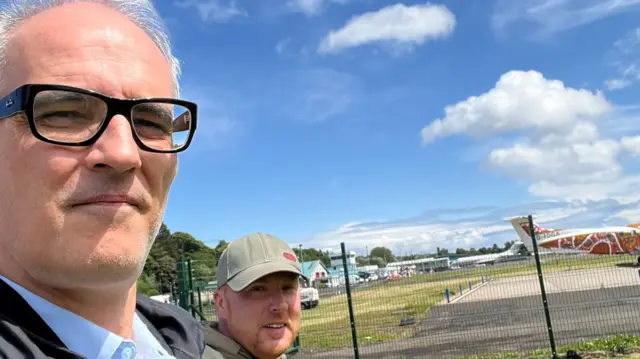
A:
[213,288,225,312]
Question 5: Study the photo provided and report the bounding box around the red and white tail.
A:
[506,216,562,252]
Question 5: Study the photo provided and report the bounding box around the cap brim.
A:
[226,261,306,292]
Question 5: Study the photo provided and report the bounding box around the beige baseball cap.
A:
[217,233,306,291]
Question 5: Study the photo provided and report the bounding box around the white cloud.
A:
[287,0,349,16]
[318,3,456,54]
[420,70,640,201]
[289,0,323,16]
[175,0,247,23]
[489,138,622,184]
[529,176,640,201]
[604,27,640,91]
[300,199,640,254]
[621,136,640,155]
[492,0,640,37]
[421,70,612,144]
[605,78,632,91]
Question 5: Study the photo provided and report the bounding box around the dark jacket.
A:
[0,278,207,359]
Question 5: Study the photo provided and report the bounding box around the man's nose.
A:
[269,291,289,313]
[85,115,142,172]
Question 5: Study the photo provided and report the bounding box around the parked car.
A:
[300,286,319,309]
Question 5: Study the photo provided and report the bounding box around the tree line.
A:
[137,223,228,296]
[137,224,523,296]
[137,224,337,296]
[358,241,523,266]
[436,240,522,257]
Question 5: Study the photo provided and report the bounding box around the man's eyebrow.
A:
[37,91,89,103]
[134,102,172,115]
[134,102,174,125]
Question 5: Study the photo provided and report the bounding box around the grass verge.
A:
[300,277,466,351]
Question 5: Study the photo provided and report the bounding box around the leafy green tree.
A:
[192,263,215,284]
[504,240,515,251]
[172,231,206,256]
[436,247,449,256]
[214,240,229,259]
[370,247,395,263]
[155,255,177,293]
[137,273,159,296]
[370,256,385,268]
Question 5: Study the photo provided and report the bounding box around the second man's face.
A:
[216,272,302,358]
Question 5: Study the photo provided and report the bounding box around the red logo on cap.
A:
[283,252,297,262]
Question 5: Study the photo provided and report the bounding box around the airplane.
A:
[449,241,528,268]
[507,216,640,265]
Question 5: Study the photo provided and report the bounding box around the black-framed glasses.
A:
[0,84,197,153]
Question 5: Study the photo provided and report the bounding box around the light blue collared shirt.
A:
[0,275,176,359]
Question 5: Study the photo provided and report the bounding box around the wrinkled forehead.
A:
[1,2,173,99]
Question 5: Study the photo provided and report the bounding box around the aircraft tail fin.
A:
[505,216,558,253]
[506,241,524,254]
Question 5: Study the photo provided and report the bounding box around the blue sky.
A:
[154,0,640,255]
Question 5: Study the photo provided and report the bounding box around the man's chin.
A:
[257,336,294,357]
[36,257,143,291]
[59,215,152,250]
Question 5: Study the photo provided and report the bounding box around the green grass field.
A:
[300,276,468,350]
[300,254,634,352]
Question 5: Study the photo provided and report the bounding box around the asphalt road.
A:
[295,267,640,359]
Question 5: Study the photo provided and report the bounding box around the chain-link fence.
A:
[172,257,218,322]
[293,215,640,359]
[169,214,640,359]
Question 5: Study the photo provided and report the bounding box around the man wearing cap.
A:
[203,233,305,359]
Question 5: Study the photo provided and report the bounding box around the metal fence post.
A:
[341,242,360,359]
[197,287,204,319]
[176,260,189,311]
[529,214,558,359]
[187,258,196,318]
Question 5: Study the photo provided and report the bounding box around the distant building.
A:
[327,251,357,272]
[300,260,328,286]
[357,265,379,273]
[324,251,361,284]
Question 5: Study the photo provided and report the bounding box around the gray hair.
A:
[0,0,182,97]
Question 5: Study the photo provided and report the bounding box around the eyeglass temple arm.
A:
[0,87,27,119]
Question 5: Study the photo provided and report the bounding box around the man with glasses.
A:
[0,1,205,359]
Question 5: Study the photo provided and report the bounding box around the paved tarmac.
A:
[455,265,640,303]
[295,266,640,359]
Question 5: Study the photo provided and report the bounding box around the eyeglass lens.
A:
[32,90,192,151]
